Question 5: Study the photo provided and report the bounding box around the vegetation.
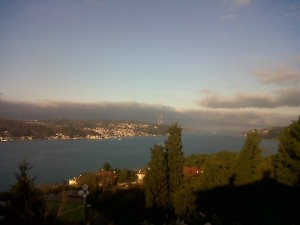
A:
[236,130,262,185]
[0,119,55,139]
[102,162,112,171]
[275,116,300,186]
[144,144,168,208]
[165,123,185,202]
[77,173,100,197]
[185,151,239,190]
[117,168,137,185]
[1,117,300,225]
[144,123,185,213]
[4,160,56,224]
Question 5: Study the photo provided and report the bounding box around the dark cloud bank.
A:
[0,100,296,131]
[199,88,300,109]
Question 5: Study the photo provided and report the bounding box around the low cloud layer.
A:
[198,60,300,109]
[0,100,296,131]
[253,66,300,85]
[199,88,300,109]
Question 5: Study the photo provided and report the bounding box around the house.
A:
[183,166,203,177]
[69,176,79,187]
[95,170,117,187]
[136,166,203,184]
[137,169,147,184]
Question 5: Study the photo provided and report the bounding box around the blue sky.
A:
[1,0,300,130]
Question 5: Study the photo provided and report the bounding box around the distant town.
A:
[0,118,169,142]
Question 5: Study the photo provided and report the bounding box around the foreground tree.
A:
[8,159,51,224]
[275,116,300,186]
[144,123,184,210]
[144,144,169,208]
[201,151,239,189]
[118,168,136,185]
[236,130,262,185]
[172,183,197,221]
[165,123,184,200]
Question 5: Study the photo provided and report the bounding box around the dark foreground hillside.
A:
[1,176,300,225]
[196,176,300,225]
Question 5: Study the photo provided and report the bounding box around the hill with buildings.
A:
[242,127,283,140]
[0,118,168,141]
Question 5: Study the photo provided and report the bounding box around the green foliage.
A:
[8,159,54,224]
[48,201,84,222]
[144,144,169,208]
[77,172,100,196]
[144,123,185,216]
[95,188,145,225]
[117,168,136,184]
[0,119,55,139]
[236,130,262,185]
[165,123,184,197]
[184,151,239,190]
[184,153,208,168]
[102,161,112,171]
[173,183,197,220]
[275,116,300,186]
[196,179,300,225]
[256,155,275,180]
[201,151,239,189]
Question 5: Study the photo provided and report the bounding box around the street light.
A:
[78,184,89,224]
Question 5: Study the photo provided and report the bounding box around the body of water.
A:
[0,132,278,191]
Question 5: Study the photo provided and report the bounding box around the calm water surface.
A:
[0,132,278,191]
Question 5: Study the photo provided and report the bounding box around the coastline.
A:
[0,133,163,142]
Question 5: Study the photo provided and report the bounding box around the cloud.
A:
[220,13,238,20]
[253,66,300,85]
[199,92,273,109]
[220,0,251,20]
[224,0,252,7]
[198,88,300,109]
[84,0,104,8]
[0,99,297,131]
[0,100,174,122]
[285,2,300,21]
[198,58,300,109]
[231,0,252,6]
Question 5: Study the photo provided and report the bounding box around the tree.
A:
[165,123,184,199]
[275,116,300,186]
[102,161,112,171]
[144,144,169,208]
[8,159,48,223]
[236,130,262,185]
[77,172,100,196]
[172,183,197,220]
[200,151,239,189]
[118,168,136,185]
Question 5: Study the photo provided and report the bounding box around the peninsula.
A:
[0,118,168,141]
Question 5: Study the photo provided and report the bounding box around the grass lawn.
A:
[48,200,85,222]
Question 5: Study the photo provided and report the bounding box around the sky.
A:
[0,0,300,131]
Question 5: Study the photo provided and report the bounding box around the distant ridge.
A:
[0,118,168,141]
[242,127,284,140]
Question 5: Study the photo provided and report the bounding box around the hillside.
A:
[242,127,284,140]
[0,118,168,141]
